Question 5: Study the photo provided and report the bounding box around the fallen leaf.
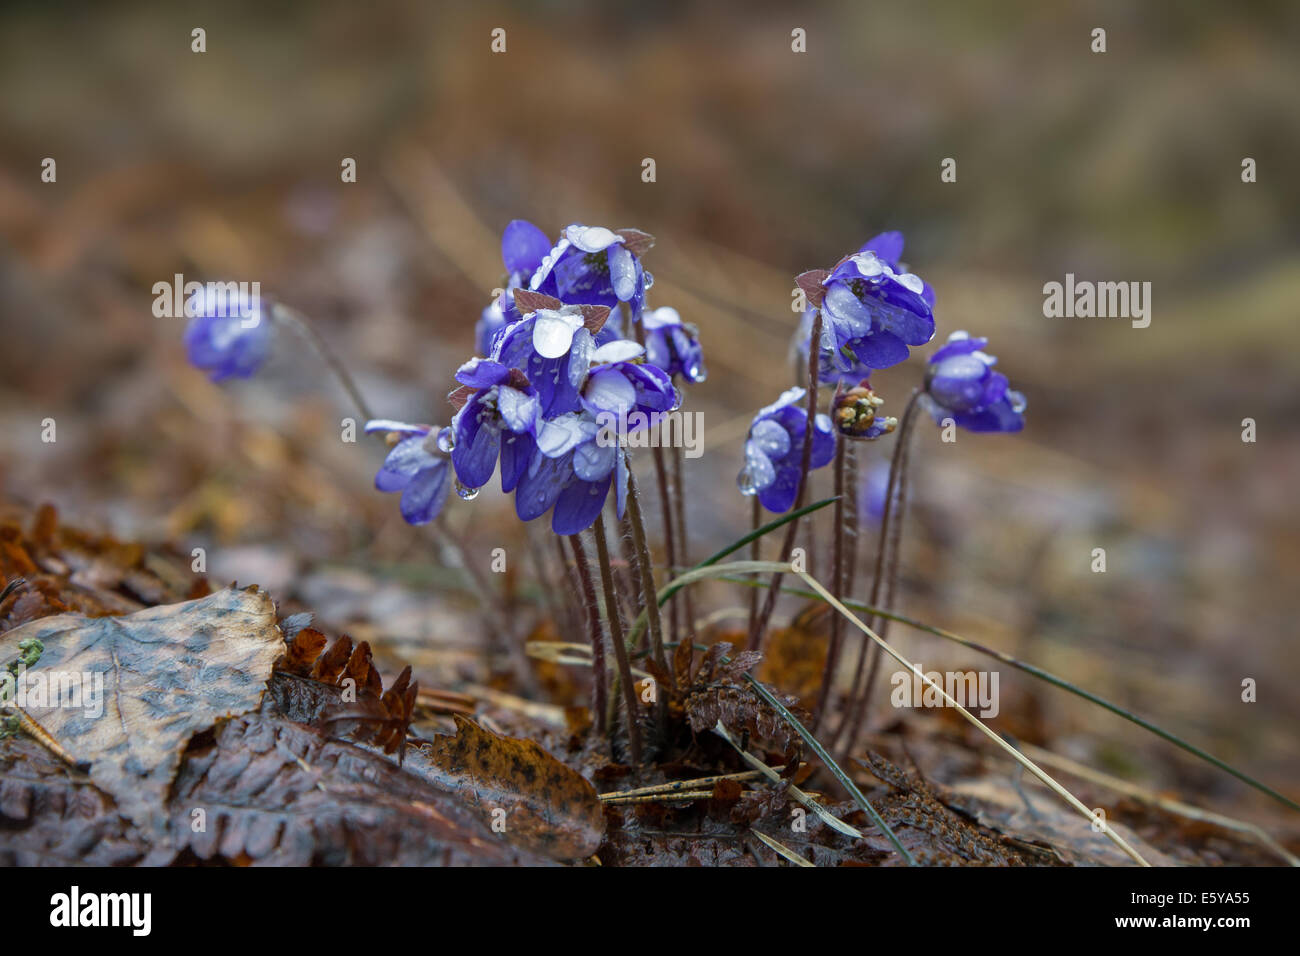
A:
[402,714,605,861]
[169,711,552,866]
[0,586,283,833]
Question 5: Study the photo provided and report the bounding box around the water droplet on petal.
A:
[455,480,479,500]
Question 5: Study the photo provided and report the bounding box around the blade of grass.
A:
[722,576,1300,816]
[713,721,864,841]
[796,571,1149,866]
[753,829,815,867]
[625,558,915,863]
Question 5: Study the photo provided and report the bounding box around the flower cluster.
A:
[418,220,695,535]
[742,229,1026,512]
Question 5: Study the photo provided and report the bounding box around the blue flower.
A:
[579,340,678,425]
[183,286,273,382]
[448,358,541,493]
[799,231,935,385]
[515,412,628,535]
[364,420,453,525]
[737,387,836,513]
[475,220,554,356]
[490,304,596,417]
[920,331,1026,433]
[642,306,706,383]
[530,224,653,316]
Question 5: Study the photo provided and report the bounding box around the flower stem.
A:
[592,513,643,765]
[670,443,697,641]
[625,463,671,687]
[270,302,374,423]
[748,309,824,654]
[811,432,848,731]
[746,497,761,637]
[567,532,609,745]
[649,444,680,648]
[834,388,921,759]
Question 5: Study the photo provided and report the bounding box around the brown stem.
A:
[833,389,922,758]
[625,464,670,686]
[567,533,609,743]
[812,433,848,731]
[843,443,860,590]
[670,443,697,641]
[592,514,643,765]
[650,444,680,648]
[749,309,824,654]
[618,511,646,627]
[271,302,374,423]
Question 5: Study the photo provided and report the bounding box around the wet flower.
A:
[920,331,1026,432]
[491,303,597,417]
[798,231,935,385]
[183,286,273,382]
[642,306,706,383]
[737,387,836,513]
[530,224,653,316]
[448,358,541,493]
[832,380,897,440]
[515,412,628,535]
[475,220,554,356]
[364,420,453,525]
[579,340,678,424]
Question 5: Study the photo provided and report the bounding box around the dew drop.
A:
[455,480,479,500]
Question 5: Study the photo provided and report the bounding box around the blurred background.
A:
[1,1,1297,826]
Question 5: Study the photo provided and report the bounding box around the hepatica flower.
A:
[799,231,935,385]
[183,286,273,382]
[579,340,678,424]
[364,420,453,525]
[738,387,836,513]
[516,411,629,535]
[491,303,598,417]
[476,220,554,356]
[832,380,897,440]
[921,331,1026,432]
[530,224,653,316]
[448,358,541,493]
[642,306,706,383]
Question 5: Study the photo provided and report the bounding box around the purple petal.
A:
[455,357,510,389]
[399,463,450,525]
[859,231,905,267]
[607,244,637,301]
[551,476,611,535]
[502,220,551,276]
[849,330,910,370]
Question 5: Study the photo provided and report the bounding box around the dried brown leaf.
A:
[0,586,283,833]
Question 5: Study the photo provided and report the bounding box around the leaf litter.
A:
[0,502,1291,866]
